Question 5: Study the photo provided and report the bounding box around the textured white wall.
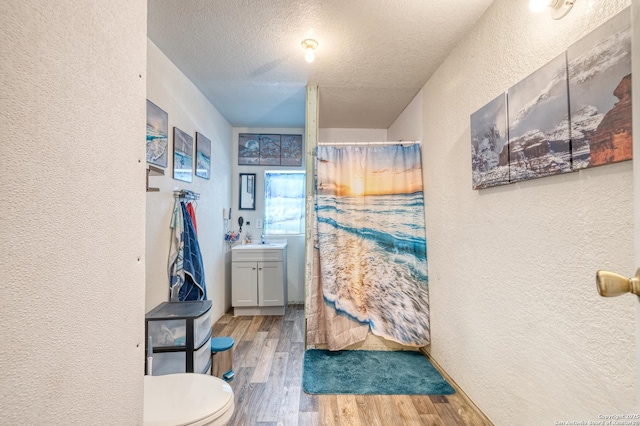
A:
[318,128,388,143]
[0,2,147,425]
[632,0,640,412]
[387,89,423,143]
[146,40,233,320]
[230,127,306,303]
[419,0,635,423]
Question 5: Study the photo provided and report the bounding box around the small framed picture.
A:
[195,132,211,179]
[146,100,168,168]
[173,127,193,183]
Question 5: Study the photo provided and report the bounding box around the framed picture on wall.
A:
[280,134,303,166]
[238,133,260,165]
[146,100,168,168]
[173,127,193,183]
[238,133,304,166]
[507,53,572,183]
[195,132,211,179]
[470,93,509,189]
[567,8,631,170]
[259,134,281,165]
[239,173,256,210]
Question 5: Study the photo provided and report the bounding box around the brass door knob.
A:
[596,269,640,297]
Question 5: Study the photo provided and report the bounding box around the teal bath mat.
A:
[302,349,455,395]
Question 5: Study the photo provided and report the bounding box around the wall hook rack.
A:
[173,189,200,200]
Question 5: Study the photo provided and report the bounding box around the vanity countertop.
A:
[231,242,287,250]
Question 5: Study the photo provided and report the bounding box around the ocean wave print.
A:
[316,192,429,346]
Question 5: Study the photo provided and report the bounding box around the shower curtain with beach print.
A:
[314,144,430,347]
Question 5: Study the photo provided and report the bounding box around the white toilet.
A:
[143,373,235,426]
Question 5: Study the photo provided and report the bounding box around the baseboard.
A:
[419,347,494,425]
[233,306,285,316]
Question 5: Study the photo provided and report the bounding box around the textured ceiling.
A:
[147,0,494,129]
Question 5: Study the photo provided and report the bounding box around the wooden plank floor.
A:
[212,305,493,426]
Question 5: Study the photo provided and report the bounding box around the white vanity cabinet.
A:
[231,243,287,316]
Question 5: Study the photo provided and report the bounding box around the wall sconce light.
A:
[301,39,318,63]
[529,0,575,20]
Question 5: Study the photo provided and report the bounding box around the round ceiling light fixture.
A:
[301,39,318,63]
[529,0,575,20]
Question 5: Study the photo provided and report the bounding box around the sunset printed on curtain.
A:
[315,144,430,346]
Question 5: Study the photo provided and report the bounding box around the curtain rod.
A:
[317,140,420,146]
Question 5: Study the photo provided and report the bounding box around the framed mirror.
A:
[239,173,256,210]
